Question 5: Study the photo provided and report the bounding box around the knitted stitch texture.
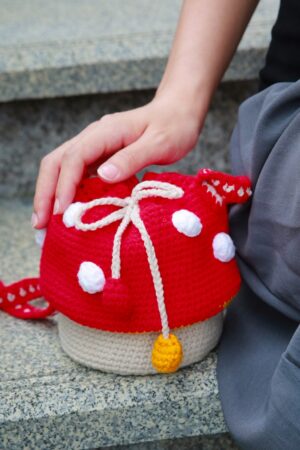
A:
[58,312,223,375]
[40,169,251,333]
[0,168,251,374]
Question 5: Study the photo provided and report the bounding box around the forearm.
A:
[33,0,259,226]
[157,0,259,119]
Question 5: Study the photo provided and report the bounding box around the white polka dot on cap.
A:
[63,202,84,228]
[35,228,47,248]
[77,261,106,294]
[212,232,235,262]
[172,210,202,237]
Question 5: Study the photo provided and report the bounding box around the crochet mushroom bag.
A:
[0,169,251,375]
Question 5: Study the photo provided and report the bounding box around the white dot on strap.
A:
[77,261,106,294]
[7,293,15,302]
[172,210,202,237]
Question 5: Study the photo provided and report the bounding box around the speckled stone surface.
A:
[108,434,239,450]
[0,80,258,198]
[0,0,279,101]
[0,200,232,450]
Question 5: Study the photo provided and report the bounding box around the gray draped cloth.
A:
[217,80,300,449]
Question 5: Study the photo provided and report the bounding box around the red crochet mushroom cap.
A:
[39,169,251,333]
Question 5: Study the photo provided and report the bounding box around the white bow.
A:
[74,180,184,338]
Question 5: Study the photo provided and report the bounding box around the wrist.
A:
[154,78,211,129]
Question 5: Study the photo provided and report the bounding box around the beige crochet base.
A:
[58,313,223,375]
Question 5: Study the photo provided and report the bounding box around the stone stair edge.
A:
[0,0,279,102]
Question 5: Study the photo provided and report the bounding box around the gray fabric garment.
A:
[217,80,300,449]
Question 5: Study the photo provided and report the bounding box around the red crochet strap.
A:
[0,278,55,319]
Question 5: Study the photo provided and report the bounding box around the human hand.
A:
[32,0,259,229]
[32,92,204,229]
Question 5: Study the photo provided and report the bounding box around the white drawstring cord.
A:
[74,180,184,339]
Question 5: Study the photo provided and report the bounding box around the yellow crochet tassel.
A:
[151,333,183,373]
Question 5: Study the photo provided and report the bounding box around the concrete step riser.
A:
[0,80,257,199]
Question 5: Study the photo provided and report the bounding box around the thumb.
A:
[97,134,160,182]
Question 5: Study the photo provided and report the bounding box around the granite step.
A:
[0,0,279,198]
[0,199,237,450]
[0,0,279,102]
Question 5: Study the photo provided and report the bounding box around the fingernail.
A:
[98,163,120,181]
[31,212,38,228]
[53,199,60,214]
